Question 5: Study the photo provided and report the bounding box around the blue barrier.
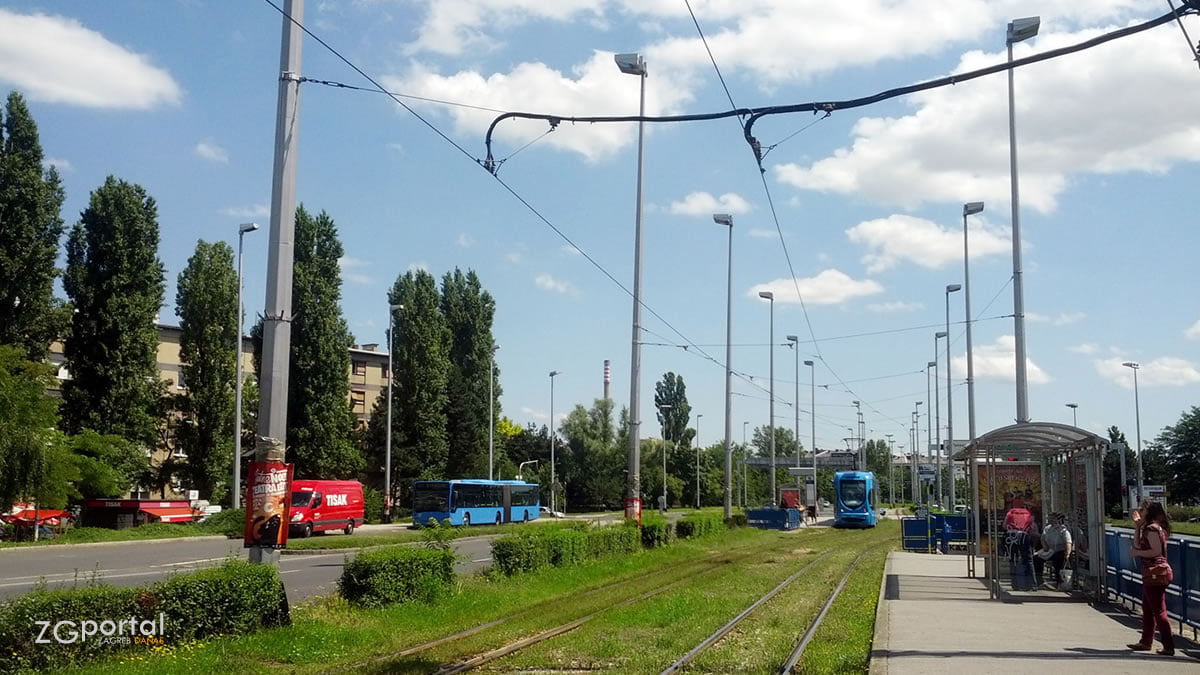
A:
[901,514,970,553]
[746,508,802,530]
[1105,527,1200,633]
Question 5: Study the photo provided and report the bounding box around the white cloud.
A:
[1029,311,1085,326]
[1186,319,1200,340]
[194,139,229,163]
[456,233,475,248]
[867,300,923,313]
[749,269,883,306]
[747,228,777,239]
[338,256,372,285]
[380,50,695,161]
[775,23,1200,212]
[1095,357,1200,389]
[407,261,429,273]
[520,406,549,422]
[406,0,603,56]
[668,191,751,216]
[41,157,72,173]
[951,335,1051,384]
[560,244,582,256]
[1069,343,1099,355]
[0,9,181,109]
[505,252,524,264]
[535,273,578,296]
[845,214,1011,273]
[219,203,269,219]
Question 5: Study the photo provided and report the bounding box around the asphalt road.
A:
[0,526,496,605]
[0,514,623,605]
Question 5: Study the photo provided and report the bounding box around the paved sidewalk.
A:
[871,551,1198,673]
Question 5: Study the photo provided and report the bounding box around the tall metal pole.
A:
[488,345,496,480]
[233,223,258,510]
[963,204,981,447]
[695,413,702,509]
[1007,20,1038,424]
[742,421,748,507]
[945,287,959,509]
[807,360,816,512]
[933,340,942,505]
[787,337,800,497]
[716,214,734,519]
[253,0,303,565]
[886,434,894,507]
[550,370,560,514]
[762,293,776,506]
[1131,365,1144,502]
[620,55,648,520]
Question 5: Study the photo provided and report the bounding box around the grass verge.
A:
[0,514,241,549]
[795,542,892,673]
[285,518,590,551]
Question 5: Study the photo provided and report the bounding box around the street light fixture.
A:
[489,343,499,480]
[384,302,403,522]
[659,403,673,512]
[549,370,562,514]
[804,359,815,514]
[759,290,776,505]
[786,335,801,502]
[616,51,648,523]
[962,201,983,475]
[1122,361,1143,502]
[926,359,936,497]
[232,222,259,510]
[742,420,749,507]
[1007,16,1039,423]
[695,413,703,509]
[714,213,734,518]
[1066,402,1078,427]
[945,284,961,508]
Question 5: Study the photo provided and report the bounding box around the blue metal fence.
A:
[1105,526,1200,632]
[746,508,802,530]
[900,514,970,553]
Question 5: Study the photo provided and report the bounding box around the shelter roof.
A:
[953,422,1108,461]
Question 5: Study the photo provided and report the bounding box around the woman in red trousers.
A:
[1127,500,1174,656]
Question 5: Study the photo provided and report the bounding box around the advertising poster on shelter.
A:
[977,463,1042,553]
[243,461,293,549]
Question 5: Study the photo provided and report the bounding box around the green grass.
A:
[285,519,584,551]
[796,542,892,673]
[0,522,230,549]
[1108,519,1200,536]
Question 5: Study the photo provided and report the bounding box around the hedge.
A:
[676,514,726,539]
[338,546,456,607]
[492,525,640,576]
[726,513,749,528]
[0,559,287,673]
[641,516,674,549]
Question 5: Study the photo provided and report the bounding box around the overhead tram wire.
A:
[683,0,743,127]
[261,0,747,388]
[296,77,508,114]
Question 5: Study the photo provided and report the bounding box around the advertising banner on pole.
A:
[243,461,293,549]
[624,497,641,526]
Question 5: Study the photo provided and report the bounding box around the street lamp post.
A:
[1066,403,1078,427]
[714,213,734,519]
[659,403,673,512]
[962,203,983,447]
[759,291,776,506]
[787,336,801,498]
[489,344,498,480]
[945,284,961,508]
[885,434,895,507]
[912,403,923,502]
[1007,16,1040,424]
[549,370,562,514]
[1122,361,1144,503]
[615,52,648,522]
[933,333,947,505]
[805,359,815,513]
[384,303,403,522]
[742,420,749,507]
[694,413,703,508]
[232,222,259,510]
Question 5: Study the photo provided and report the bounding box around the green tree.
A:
[61,177,165,447]
[1104,425,1130,516]
[0,346,60,506]
[174,240,238,501]
[441,269,498,479]
[62,430,150,501]
[369,270,450,507]
[1151,407,1200,504]
[287,206,360,478]
[560,398,624,510]
[653,372,692,446]
[0,91,69,360]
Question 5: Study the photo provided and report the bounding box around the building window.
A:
[56,364,70,380]
[175,371,187,391]
[132,485,151,500]
[382,363,390,379]
[352,361,366,376]
[351,390,366,413]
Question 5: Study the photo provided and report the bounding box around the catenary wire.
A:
[297,76,509,114]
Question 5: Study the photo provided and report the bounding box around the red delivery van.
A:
[288,480,364,537]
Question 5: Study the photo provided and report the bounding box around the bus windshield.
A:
[840,480,866,508]
[413,482,450,513]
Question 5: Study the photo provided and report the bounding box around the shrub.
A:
[641,516,674,548]
[492,532,553,576]
[363,486,384,524]
[339,546,457,607]
[676,514,725,539]
[198,508,245,537]
[726,513,749,528]
[491,524,640,576]
[1166,505,1200,523]
[0,560,285,672]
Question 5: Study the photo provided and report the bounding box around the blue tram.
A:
[833,471,877,528]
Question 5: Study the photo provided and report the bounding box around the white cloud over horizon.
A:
[42,157,72,173]
[338,255,372,285]
[0,9,181,109]
[219,203,269,219]
[668,191,752,216]
[1186,319,1200,340]
[194,139,229,163]
[456,233,475,248]
[535,273,578,296]
[1095,357,1200,389]
[749,269,883,306]
[1069,343,1099,355]
[951,335,1051,385]
[845,214,1011,273]
[867,300,923,313]
[1028,311,1086,326]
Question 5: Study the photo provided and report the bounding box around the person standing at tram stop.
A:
[1127,500,1175,656]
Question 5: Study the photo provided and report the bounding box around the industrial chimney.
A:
[603,359,611,400]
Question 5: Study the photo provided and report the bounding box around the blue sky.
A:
[3,0,1199,460]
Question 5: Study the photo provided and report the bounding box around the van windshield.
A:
[291,491,313,508]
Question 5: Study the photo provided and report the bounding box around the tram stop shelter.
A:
[953,422,1109,601]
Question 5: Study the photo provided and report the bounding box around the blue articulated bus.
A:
[833,471,877,528]
[412,479,540,527]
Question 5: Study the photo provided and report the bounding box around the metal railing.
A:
[1105,526,1200,633]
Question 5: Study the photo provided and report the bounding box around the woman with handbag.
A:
[1127,500,1174,656]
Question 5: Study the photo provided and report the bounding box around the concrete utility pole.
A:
[252,0,303,566]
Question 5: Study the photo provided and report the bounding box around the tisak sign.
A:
[243,461,293,549]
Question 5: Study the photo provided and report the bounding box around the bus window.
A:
[414,482,450,512]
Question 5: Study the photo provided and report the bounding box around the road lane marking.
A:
[153,557,230,567]
[471,557,492,563]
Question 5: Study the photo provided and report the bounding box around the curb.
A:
[0,534,231,552]
[868,551,893,674]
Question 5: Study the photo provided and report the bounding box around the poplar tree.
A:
[175,240,238,501]
[61,177,165,447]
[441,268,499,478]
[0,91,69,358]
[287,206,360,478]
